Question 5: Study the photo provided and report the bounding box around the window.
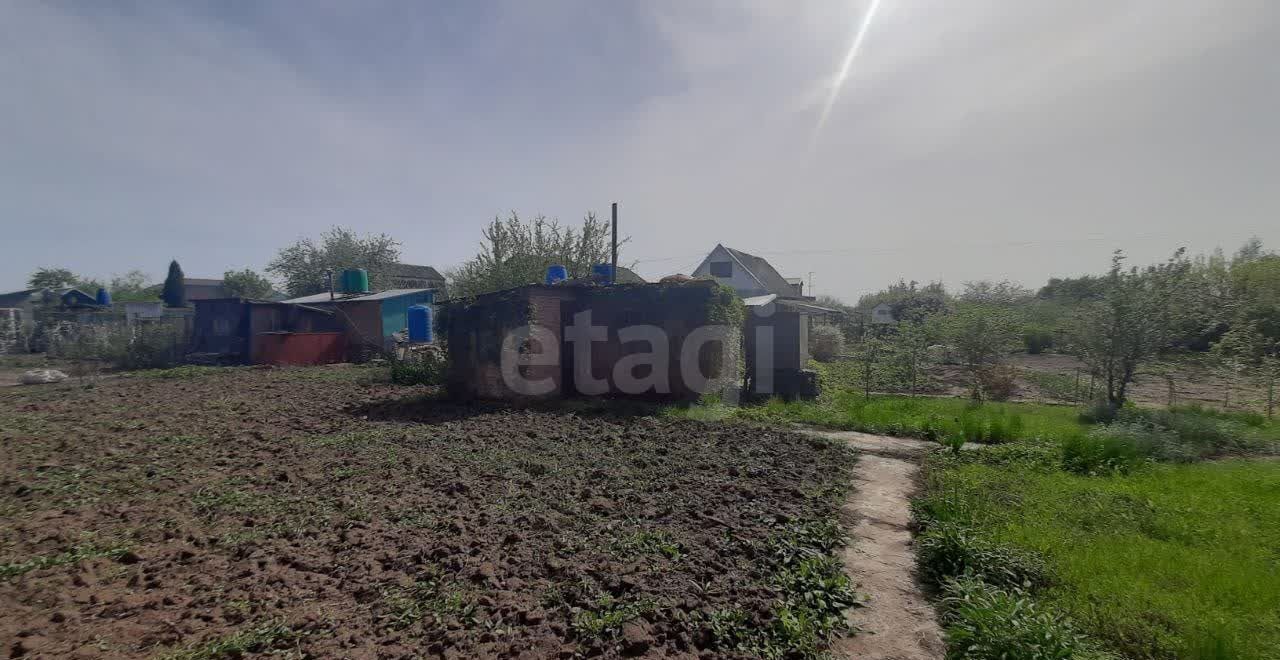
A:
[709,261,732,278]
[212,319,232,336]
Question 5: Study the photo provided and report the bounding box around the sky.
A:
[2,0,1278,302]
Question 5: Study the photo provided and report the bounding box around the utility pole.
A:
[808,272,814,297]
[611,202,619,284]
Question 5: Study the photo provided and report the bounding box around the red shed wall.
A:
[252,332,346,365]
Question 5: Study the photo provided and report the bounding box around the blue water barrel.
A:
[545,264,568,285]
[407,304,433,342]
[96,288,111,306]
[592,263,615,284]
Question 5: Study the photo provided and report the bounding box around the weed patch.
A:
[0,541,132,580]
[939,578,1095,660]
[570,594,653,639]
[157,621,297,660]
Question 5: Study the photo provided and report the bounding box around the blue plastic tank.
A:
[545,264,568,285]
[592,263,615,284]
[407,304,433,342]
[96,288,111,306]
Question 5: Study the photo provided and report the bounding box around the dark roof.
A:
[722,246,794,296]
[184,278,225,287]
[280,288,435,305]
[615,267,647,284]
[388,263,444,281]
[0,288,44,305]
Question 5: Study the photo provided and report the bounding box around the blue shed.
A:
[280,288,436,353]
[365,289,435,338]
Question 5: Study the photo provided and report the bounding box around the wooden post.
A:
[610,202,618,285]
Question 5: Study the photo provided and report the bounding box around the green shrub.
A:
[917,523,1050,591]
[1061,423,1168,475]
[1118,406,1274,457]
[940,578,1093,660]
[809,324,845,362]
[389,351,445,386]
[1023,327,1055,354]
[1077,402,1119,425]
[49,321,182,371]
[976,365,1018,401]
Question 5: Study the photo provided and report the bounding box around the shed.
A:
[191,298,341,363]
[742,295,842,399]
[870,303,897,324]
[281,289,436,356]
[439,281,741,401]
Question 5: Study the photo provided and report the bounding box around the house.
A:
[692,244,809,299]
[386,264,446,294]
[0,287,102,345]
[692,245,839,399]
[191,298,343,364]
[613,266,647,284]
[870,303,896,325]
[143,278,230,303]
[181,278,229,301]
[0,289,45,340]
[281,289,436,357]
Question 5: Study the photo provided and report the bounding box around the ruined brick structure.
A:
[439,281,743,401]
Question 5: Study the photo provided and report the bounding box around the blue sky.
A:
[3,1,1278,300]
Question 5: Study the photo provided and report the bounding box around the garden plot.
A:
[0,366,857,658]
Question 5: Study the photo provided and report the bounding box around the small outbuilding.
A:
[439,281,741,401]
[281,289,436,357]
[191,298,342,364]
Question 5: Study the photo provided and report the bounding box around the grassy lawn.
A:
[732,393,1086,443]
[918,455,1280,659]
[672,358,1280,659]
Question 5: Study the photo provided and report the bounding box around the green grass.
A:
[157,621,297,659]
[671,392,1086,444]
[0,541,133,580]
[917,457,1280,659]
[124,365,235,379]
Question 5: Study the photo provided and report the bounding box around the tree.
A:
[223,269,275,299]
[27,267,78,289]
[108,270,154,302]
[267,226,402,297]
[447,212,617,298]
[1215,320,1279,418]
[959,280,1033,306]
[890,319,937,397]
[855,279,950,324]
[849,335,889,400]
[1036,275,1106,302]
[1067,250,1190,408]
[942,303,1020,399]
[161,260,186,308]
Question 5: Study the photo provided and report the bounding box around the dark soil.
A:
[0,365,854,658]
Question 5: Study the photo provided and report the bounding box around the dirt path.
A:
[806,429,946,660]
